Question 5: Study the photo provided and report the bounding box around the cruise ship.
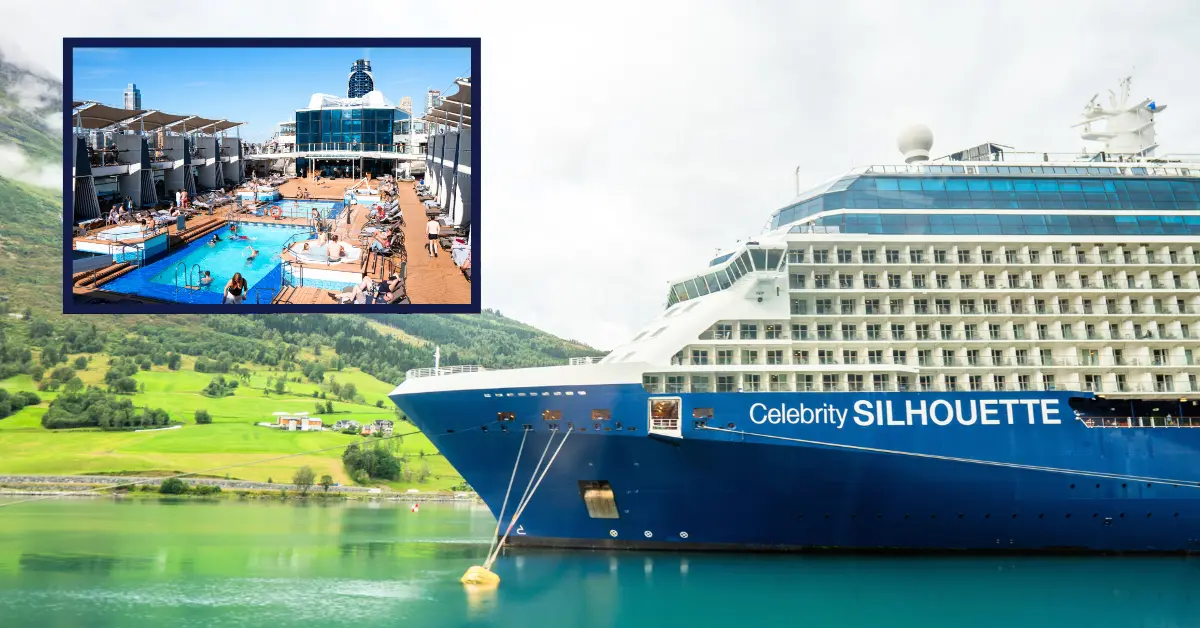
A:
[391,78,1200,553]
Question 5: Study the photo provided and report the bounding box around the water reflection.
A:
[2,500,1198,627]
[19,553,155,575]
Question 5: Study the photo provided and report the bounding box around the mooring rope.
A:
[698,425,1200,488]
[485,428,573,570]
[486,427,529,560]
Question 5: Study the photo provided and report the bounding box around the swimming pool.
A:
[258,199,344,220]
[102,222,315,304]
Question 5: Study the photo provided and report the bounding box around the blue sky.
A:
[71,46,470,142]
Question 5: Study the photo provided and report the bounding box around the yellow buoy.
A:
[461,565,501,586]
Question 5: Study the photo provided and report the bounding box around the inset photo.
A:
[66,38,477,313]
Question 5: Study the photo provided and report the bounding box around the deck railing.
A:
[569,357,605,365]
[406,365,486,379]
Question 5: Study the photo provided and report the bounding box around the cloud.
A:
[0,144,62,190]
[9,73,59,112]
[1,0,1197,350]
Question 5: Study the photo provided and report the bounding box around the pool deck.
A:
[273,178,470,305]
[73,178,471,307]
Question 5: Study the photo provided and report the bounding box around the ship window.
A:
[578,481,620,519]
[765,249,783,270]
[592,409,611,420]
[497,412,515,422]
[750,249,768,271]
[542,409,562,421]
[693,407,714,419]
[739,251,754,272]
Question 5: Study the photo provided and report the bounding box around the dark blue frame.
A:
[62,37,480,315]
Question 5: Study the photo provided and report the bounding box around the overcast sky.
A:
[4,0,1199,350]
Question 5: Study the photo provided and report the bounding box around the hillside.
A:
[0,58,605,488]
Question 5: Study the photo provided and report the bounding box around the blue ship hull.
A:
[390,384,1200,553]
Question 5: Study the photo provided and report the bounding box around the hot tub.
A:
[93,225,145,241]
[288,240,363,265]
[238,188,282,202]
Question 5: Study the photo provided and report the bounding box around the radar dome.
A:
[898,124,934,163]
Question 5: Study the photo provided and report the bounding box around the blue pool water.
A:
[102,222,314,304]
[258,199,344,220]
[285,275,358,291]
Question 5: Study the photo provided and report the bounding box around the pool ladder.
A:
[174,262,200,292]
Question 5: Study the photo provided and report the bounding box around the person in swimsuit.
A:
[426,217,440,257]
[200,270,213,287]
[224,272,246,304]
[246,247,258,262]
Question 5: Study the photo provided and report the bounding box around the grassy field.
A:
[0,356,461,491]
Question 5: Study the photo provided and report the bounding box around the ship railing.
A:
[569,357,605,366]
[406,365,486,379]
[1077,415,1199,429]
[649,416,680,432]
[791,254,1200,266]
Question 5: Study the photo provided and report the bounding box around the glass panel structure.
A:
[794,212,1200,236]
[770,176,1200,229]
[295,107,411,152]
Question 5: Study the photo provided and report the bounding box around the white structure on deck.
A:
[623,78,1199,400]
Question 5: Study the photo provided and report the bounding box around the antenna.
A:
[794,166,801,196]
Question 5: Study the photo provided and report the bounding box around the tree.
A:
[319,475,334,492]
[73,356,88,369]
[167,353,181,371]
[110,377,137,394]
[64,376,84,393]
[293,465,316,495]
[375,400,384,408]
[159,478,188,494]
[194,409,212,425]
[340,382,357,402]
[274,378,286,395]
[325,400,334,414]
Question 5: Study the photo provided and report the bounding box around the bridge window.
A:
[497,412,515,422]
[591,409,611,420]
[542,409,562,421]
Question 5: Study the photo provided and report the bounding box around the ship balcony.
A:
[788,253,1200,267]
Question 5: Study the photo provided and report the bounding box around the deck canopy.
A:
[115,110,193,132]
[73,103,144,129]
[211,120,244,133]
[424,77,472,128]
[165,116,221,133]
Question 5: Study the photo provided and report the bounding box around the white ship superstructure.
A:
[618,78,1200,400]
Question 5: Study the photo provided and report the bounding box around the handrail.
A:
[190,263,201,290]
[173,262,186,292]
[406,365,486,379]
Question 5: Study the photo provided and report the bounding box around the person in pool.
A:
[246,247,258,262]
[200,270,213,287]
[209,233,222,245]
[230,224,238,235]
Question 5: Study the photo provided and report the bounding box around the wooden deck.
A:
[272,179,471,305]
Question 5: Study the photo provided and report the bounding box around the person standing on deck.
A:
[426,217,440,257]
[175,190,182,209]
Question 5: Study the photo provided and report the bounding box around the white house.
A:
[273,411,323,432]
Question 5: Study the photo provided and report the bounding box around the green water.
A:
[1,498,1198,627]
